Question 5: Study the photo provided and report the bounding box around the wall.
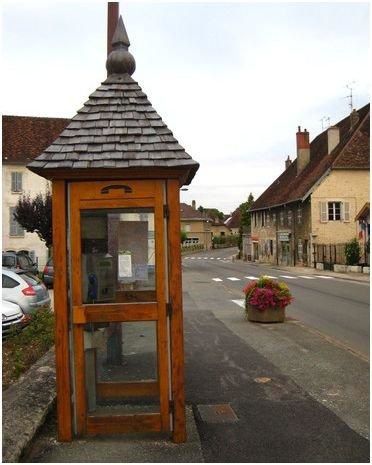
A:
[180,219,212,249]
[311,169,369,244]
[2,164,50,270]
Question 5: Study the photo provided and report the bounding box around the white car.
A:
[2,268,51,315]
[2,300,27,337]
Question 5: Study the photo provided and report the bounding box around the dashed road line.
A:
[245,276,259,280]
[231,299,245,308]
[212,278,223,282]
[279,275,297,279]
[298,275,316,279]
[315,275,335,279]
[227,277,241,281]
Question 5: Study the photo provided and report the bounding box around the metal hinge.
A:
[169,400,174,413]
[166,302,172,318]
[163,204,169,219]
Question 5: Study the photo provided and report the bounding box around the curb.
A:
[2,347,56,463]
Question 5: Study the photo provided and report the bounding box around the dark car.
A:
[2,252,38,275]
[42,257,54,288]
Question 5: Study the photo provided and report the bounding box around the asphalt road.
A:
[182,247,370,358]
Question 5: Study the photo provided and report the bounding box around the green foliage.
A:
[14,189,52,248]
[344,238,361,265]
[2,308,55,389]
[212,234,239,248]
[180,230,188,243]
[239,193,255,230]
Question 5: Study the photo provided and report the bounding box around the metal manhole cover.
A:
[197,404,238,423]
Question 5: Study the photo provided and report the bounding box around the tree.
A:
[239,192,255,231]
[14,190,52,248]
[237,193,255,258]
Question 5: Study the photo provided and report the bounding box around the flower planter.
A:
[246,303,285,323]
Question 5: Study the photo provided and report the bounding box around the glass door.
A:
[69,181,170,436]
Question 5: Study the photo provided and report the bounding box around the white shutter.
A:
[343,202,350,222]
[320,202,328,223]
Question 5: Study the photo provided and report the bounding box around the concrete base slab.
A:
[21,406,203,463]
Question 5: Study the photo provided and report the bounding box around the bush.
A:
[344,238,361,265]
[2,308,54,389]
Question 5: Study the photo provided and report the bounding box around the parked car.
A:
[42,257,54,288]
[2,268,51,315]
[2,300,28,337]
[2,251,38,275]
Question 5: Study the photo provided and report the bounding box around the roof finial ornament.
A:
[106,16,136,76]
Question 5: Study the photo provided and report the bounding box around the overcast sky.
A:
[2,1,369,213]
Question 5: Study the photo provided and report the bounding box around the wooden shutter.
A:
[343,202,350,222]
[320,202,327,223]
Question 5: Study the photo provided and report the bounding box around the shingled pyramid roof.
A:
[28,16,199,185]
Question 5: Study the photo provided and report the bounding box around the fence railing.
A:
[313,243,369,268]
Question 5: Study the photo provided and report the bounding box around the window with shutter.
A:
[343,202,350,222]
[9,207,25,237]
[11,172,23,192]
[320,202,328,222]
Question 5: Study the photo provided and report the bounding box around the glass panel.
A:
[81,208,156,304]
[84,321,159,415]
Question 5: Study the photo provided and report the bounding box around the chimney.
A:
[327,126,340,154]
[285,155,292,170]
[107,2,119,57]
[350,108,360,130]
[192,200,196,210]
[296,126,310,175]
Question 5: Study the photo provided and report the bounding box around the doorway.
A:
[69,180,170,436]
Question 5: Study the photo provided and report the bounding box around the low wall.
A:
[2,347,56,463]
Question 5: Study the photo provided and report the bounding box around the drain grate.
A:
[197,404,238,423]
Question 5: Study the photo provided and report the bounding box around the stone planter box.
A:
[316,263,324,270]
[246,303,285,323]
[347,265,362,273]
[333,264,347,273]
[362,267,370,274]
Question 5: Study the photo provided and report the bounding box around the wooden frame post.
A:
[167,179,187,443]
[52,180,72,441]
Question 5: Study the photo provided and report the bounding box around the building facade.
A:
[2,116,69,270]
[250,104,370,267]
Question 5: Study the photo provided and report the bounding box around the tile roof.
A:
[2,116,69,164]
[225,208,241,229]
[180,203,212,221]
[28,16,199,185]
[251,103,370,211]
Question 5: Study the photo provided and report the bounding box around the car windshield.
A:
[18,255,31,268]
[21,273,41,286]
[2,255,16,267]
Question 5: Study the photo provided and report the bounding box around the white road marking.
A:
[279,275,297,279]
[262,275,278,279]
[204,257,208,260]
[231,299,245,308]
[298,275,316,280]
[315,275,335,279]
[245,276,258,280]
[217,258,221,260]
[198,257,202,260]
[212,278,223,282]
[227,277,241,281]
[191,257,195,260]
[210,257,214,260]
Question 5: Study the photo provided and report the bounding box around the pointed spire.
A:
[112,16,130,48]
[106,15,136,76]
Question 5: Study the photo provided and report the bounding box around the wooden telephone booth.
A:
[28,16,199,443]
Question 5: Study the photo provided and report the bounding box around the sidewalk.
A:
[21,308,369,463]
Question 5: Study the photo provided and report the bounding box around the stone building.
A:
[250,103,370,267]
